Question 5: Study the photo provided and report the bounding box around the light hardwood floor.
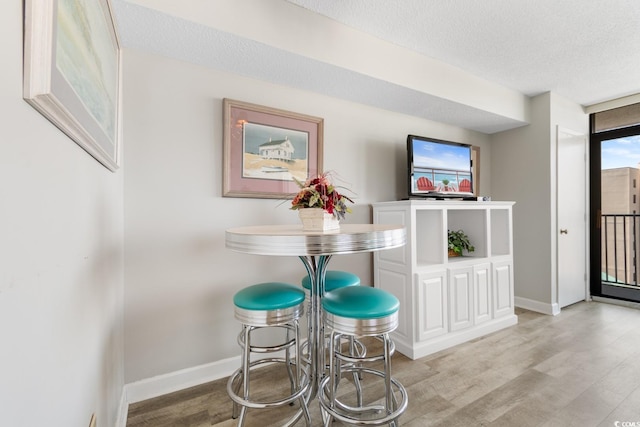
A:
[126,302,640,426]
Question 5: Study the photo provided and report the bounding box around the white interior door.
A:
[557,127,588,308]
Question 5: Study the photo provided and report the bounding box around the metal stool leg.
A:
[227,282,310,426]
[294,320,312,426]
[238,325,251,426]
[318,286,408,426]
[349,336,364,406]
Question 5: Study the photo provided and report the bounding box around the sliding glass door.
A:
[590,122,640,302]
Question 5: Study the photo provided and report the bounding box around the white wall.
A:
[492,94,553,306]
[491,92,587,313]
[0,2,125,427]
[122,49,491,386]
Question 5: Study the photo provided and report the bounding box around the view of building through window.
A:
[601,135,640,285]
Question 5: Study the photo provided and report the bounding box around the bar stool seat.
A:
[319,286,408,427]
[301,270,361,294]
[227,282,311,427]
[234,281,307,323]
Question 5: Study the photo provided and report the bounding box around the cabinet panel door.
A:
[449,266,473,332]
[378,269,410,342]
[416,270,448,341]
[493,260,514,318]
[474,263,492,325]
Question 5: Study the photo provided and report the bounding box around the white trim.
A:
[392,314,518,360]
[114,356,239,425]
[515,296,560,315]
[124,355,239,404]
[118,340,306,422]
[115,388,129,427]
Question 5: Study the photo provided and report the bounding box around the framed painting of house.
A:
[223,99,324,198]
[23,0,121,171]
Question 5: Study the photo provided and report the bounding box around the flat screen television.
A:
[407,134,474,198]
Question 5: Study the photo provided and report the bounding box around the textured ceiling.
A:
[286,0,640,106]
[111,0,640,134]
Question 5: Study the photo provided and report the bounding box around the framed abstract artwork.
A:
[223,99,324,198]
[23,0,122,171]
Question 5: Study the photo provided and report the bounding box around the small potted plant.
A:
[448,229,475,257]
[442,179,450,191]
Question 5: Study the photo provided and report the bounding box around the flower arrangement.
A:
[291,172,353,219]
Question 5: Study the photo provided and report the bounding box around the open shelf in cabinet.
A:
[415,209,444,266]
[447,209,488,259]
[490,209,511,256]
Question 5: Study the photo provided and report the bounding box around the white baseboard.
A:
[515,296,560,315]
[115,388,129,427]
[117,342,308,423]
[124,355,240,405]
[114,356,239,426]
[392,314,518,360]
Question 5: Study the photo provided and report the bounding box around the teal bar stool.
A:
[227,282,311,427]
[318,286,408,427]
[300,270,361,295]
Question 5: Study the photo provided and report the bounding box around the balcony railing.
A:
[601,213,640,287]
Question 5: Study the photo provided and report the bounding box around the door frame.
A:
[590,122,640,301]
[555,126,589,310]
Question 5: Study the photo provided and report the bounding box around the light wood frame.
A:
[23,0,122,171]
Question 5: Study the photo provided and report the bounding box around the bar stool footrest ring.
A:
[227,358,309,409]
[318,366,408,426]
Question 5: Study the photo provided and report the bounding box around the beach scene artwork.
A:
[242,122,309,182]
[56,0,118,146]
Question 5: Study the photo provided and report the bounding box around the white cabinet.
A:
[448,266,473,332]
[416,270,447,341]
[373,200,518,360]
[473,263,492,325]
[493,260,515,319]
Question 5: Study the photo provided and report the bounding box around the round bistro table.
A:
[225,223,406,404]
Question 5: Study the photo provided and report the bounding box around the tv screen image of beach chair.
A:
[416,177,434,191]
[459,179,472,193]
